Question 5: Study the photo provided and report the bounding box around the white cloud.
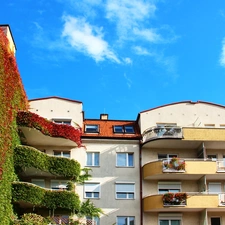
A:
[220,38,225,67]
[133,27,162,43]
[106,0,156,40]
[62,15,120,63]
[124,73,132,88]
[133,46,151,55]
[123,57,132,64]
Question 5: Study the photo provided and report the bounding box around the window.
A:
[117,153,134,167]
[52,119,71,125]
[158,154,178,160]
[86,152,100,166]
[51,180,68,190]
[158,182,181,194]
[85,125,99,133]
[32,179,45,188]
[113,125,135,134]
[159,219,181,225]
[117,216,134,225]
[86,217,100,225]
[159,214,182,225]
[208,183,221,194]
[54,150,70,158]
[116,183,135,199]
[84,183,100,199]
[211,217,221,225]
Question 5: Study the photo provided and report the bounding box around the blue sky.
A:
[1,0,225,120]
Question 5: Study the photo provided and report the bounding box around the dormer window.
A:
[113,125,135,134]
[85,125,99,133]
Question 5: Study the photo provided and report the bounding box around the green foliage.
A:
[77,168,92,184]
[14,145,81,180]
[66,181,75,191]
[79,199,103,218]
[12,182,80,211]
[12,182,45,205]
[43,190,80,210]
[12,213,52,225]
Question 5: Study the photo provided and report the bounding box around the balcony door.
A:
[211,217,221,225]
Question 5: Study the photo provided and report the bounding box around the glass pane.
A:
[128,153,134,166]
[128,193,134,199]
[117,217,126,225]
[117,153,126,166]
[114,126,124,133]
[124,126,134,133]
[160,220,169,225]
[63,151,70,158]
[86,192,92,198]
[54,151,61,157]
[117,193,127,198]
[93,192,99,198]
[171,220,180,225]
[94,153,99,166]
[129,217,135,225]
[87,153,92,166]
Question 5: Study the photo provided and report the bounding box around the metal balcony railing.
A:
[142,126,182,143]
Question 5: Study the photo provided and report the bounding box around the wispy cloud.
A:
[62,15,120,63]
[124,73,132,88]
[220,38,225,67]
[106,0,156,41]
[133,46,152,56]
[123,57,132,64]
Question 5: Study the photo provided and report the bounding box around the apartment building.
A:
[28,97,141,225]
[139,101,225,225]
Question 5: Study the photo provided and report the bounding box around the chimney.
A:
[100,114,108,120]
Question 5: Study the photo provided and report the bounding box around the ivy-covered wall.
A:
[0,28,28,224]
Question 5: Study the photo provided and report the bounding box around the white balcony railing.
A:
[142,126,182,143]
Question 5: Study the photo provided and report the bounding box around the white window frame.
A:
[86,152,100,166]
[116,153,134,167]
[85,125,99,133]
[84,183,100,199]
[208,182,221,194]
[53,150,70,158]
[158,182,181,194]
[117,216,135,225]
[158,213,182,225]
[115,182,135,199]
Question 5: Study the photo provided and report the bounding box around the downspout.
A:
[140,143,143,225]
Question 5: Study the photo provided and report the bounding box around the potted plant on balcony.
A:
[163,158,185,171]
[162,192,187,205]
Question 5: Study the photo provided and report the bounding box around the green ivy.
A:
[14,145,81,180]
[12,182,80,211]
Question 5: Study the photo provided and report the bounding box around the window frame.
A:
[116,152,134,167]
[53,150,71,158]
[117,216,135,225]
[85,124,99,133]
[158,182,181,194]
[158,213,182,225]
[115,182,135,199]
[51,180,68,190]
[86,152,100,167]
[84,183,100,199]
[113,125,135,134]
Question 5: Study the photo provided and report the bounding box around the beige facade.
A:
[139,101,225,225]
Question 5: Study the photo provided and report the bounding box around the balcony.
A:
[143,193,223,212]
[142,126,182,144]
[143,159,224,180]
[163,192,187,206]
[14,145,81,179]
[17,111,82,147]
[12,182,80,211]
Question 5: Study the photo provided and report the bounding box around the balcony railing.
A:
[162,158,185,172]
[217,160,225,172]
[142,126,182,143]
[162,192,187,206]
